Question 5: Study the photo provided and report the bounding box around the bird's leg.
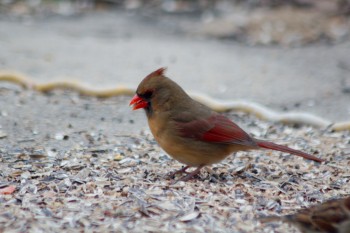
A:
[176,165,205,183]
[167,165,190,178]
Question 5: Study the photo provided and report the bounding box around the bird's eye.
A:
[141,91,153,100]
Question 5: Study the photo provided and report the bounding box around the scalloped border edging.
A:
[0,71,349,131]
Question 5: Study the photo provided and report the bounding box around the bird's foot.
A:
[170,165,204,184]
[167,165,190,179]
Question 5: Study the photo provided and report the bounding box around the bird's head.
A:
[130,67,189,115]
[129,67,166,111]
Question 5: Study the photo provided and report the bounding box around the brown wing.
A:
[175,114,257,147]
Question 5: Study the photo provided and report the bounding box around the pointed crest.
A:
[145,67,167,80]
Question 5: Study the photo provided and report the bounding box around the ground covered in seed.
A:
[0,88,349,233]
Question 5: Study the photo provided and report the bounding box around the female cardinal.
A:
[130,68,324,182]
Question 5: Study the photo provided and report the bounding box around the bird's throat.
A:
[144,103,153,117]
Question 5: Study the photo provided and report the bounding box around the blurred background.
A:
[0,0,350,121]
[1,0,350,45]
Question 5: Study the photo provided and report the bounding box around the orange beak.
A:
[129,94,148,110]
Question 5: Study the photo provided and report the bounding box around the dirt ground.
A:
[0,88,349,232]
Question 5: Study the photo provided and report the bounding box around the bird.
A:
[129,68,324,182]
[260,196,350,233]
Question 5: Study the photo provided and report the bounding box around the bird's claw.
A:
[169,165,204,184]
[166,165,190,179]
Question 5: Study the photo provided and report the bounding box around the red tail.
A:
[255,140,324,162]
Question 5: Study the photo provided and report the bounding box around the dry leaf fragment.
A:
[29,153,47,159]
[0,185,16,194]
[179,212,200,222]
[0,131,7,139]
[114,154,124,161]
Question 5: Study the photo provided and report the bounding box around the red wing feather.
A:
[176,114,256,147]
